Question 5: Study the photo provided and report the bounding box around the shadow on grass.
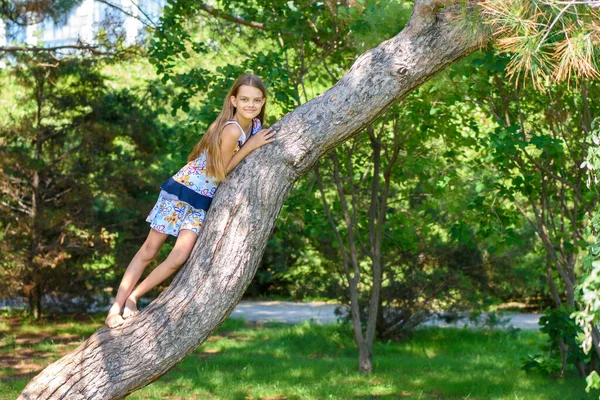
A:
[138,320,594,400]
[0,315,595,399]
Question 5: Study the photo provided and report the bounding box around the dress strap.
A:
[223,120,248,144]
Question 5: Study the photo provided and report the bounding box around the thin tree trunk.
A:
[20,2,485,398]
[33,284,42,320]
[545,254,562,307]
[564,258,577,310]
[363,126,383,371]
[330,150,370,372]
[27,285,42,321]
[591,327,600,366]
[28,72,46,321]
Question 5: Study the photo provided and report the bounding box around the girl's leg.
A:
[123,229,198,318]
[105,229,168,328]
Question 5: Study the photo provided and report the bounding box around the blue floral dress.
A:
[146,118,262,237]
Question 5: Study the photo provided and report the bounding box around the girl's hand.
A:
[247,127,276,150]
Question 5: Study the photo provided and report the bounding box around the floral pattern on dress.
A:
[146,194,207,237]
[171,153,220,198]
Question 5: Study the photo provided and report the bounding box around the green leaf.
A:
[585,371,600,393]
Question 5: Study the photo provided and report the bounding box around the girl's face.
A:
[230,84,266,120]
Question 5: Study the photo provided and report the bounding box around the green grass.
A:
[0,314,595,399]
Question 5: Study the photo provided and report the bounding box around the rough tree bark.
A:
[20,1,486,398]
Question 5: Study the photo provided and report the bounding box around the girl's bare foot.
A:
[105,303,125,328]
[123,297,139,319]
[105,313,125,328]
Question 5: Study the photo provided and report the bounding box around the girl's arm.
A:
[221,125,276,175]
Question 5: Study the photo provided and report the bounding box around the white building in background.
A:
[0,19,5,67]
[0,0,165,48]
[0,19,6,52]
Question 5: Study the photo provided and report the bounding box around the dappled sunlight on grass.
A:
[0,314,595,399]
[136,321,592,399]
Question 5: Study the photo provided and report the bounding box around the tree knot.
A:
[408,0,465,35]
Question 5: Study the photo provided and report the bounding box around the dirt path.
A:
[231,300,542,330]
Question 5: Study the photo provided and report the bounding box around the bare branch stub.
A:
[409,0,466,33]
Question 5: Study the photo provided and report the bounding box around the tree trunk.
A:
[358,342,373,373]
[545,254,562,307]
[19,2,485,398]
[28,283,42,321]
[329,149,372,373]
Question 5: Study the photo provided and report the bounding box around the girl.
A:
[105,74,275,328]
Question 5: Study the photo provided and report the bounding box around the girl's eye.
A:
[254,99,262,104]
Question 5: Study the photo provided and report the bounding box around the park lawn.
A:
[0,314,594,400]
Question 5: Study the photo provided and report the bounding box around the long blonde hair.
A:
[188,74,267,181]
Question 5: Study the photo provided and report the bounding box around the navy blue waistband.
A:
[160,177,213,211]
